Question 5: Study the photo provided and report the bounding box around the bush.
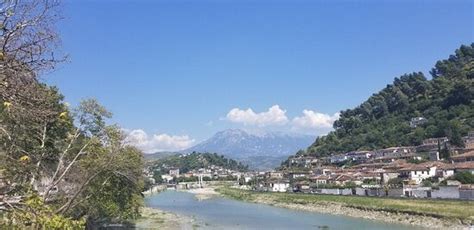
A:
[387,177,404,186]
[453,171,474,184]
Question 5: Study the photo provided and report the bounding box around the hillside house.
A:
[310,175,330,185]
[290,156,319,168]
[409,117,427,128]
[293,181,311,193]
[288,171,310,178]
[265,171,283,180]
[373,147,415,159]
[268,181,290,193]
[399,164,437,184]
[346,151,372,162]
[462,131,474,149]
[313,166,337,176]
[451,151,474,163]
[161,175,174,183]
[169,168,180,177]
[380,171,400,184]
[436,164,455,179]
[454,161,474,174]
[330,154,349,164]
[333,174,357,185]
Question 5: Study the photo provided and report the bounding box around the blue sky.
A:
[47,0,473,152]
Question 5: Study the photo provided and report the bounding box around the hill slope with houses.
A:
[259,44,474,203]
[145,152,249,184]
[302,44,473,158]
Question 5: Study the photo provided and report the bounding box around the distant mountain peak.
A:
[184,129,315,170]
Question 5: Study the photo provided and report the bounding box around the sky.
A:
[46,0,473,153]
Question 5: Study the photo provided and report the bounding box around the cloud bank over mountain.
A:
[126,105,337,154]
[125,129,195,153]
[225,105,339,134]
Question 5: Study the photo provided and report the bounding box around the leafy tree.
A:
[387,178,404,186]
[0,1,145,228]
[153,170,164,184]
[453,172,474,184]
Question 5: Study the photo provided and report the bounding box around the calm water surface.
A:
[145,190,423,230]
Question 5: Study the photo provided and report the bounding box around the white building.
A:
[409,117,427,128]
[399,165,437,184]
[269,182,290,192]
[346,151,372,162]
[169,168,180,177]
[161,175,174,183]
[330,154,348,163]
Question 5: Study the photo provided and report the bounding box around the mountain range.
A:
[183,129,315,170]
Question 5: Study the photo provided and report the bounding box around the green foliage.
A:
[3,194,85,229]
[387,177,404,186]
[0,1,145,228]
[150,152,248,174]
[453,171,474,184]
[1,92,145,227]
[153,170,164,184]
[363,178,378,185]
[311,182,356,189]
[75,144,145,223]
[306,44,474,157]
[407,158,427,164]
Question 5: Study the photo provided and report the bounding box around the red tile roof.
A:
[451,151,474,159]
[454,161,474,169]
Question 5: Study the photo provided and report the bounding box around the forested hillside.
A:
[149,152,248,173]
[306,44,474,157]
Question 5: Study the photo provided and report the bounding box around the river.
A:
[144,190,423,230]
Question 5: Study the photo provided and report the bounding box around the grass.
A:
[216,187,474,223]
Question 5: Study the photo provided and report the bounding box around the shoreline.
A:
[135,207,200,230]
[186,187,220,200]
[136,187,217,229]
[215,187,472,229]
[139,186,472,229]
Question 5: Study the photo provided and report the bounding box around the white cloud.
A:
[292,110,340,130]
[226,105,289,126]
[124,129,195,153]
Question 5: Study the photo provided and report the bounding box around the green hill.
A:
[149,152,249,173]
[306,44,474,157]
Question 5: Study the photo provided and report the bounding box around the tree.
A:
[153,170,163,184]
[453,172,474,184]
[0,0,65,73]
[1,98,145,228]
[0,1,145,228]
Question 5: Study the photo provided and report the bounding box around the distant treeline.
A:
[150,152,249,173]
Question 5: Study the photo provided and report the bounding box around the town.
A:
[147,130,474,200]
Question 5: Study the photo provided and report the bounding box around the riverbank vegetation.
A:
[0,1,145,228]
[217,187,474,226]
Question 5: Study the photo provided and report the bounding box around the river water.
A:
[145,190,423,230]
